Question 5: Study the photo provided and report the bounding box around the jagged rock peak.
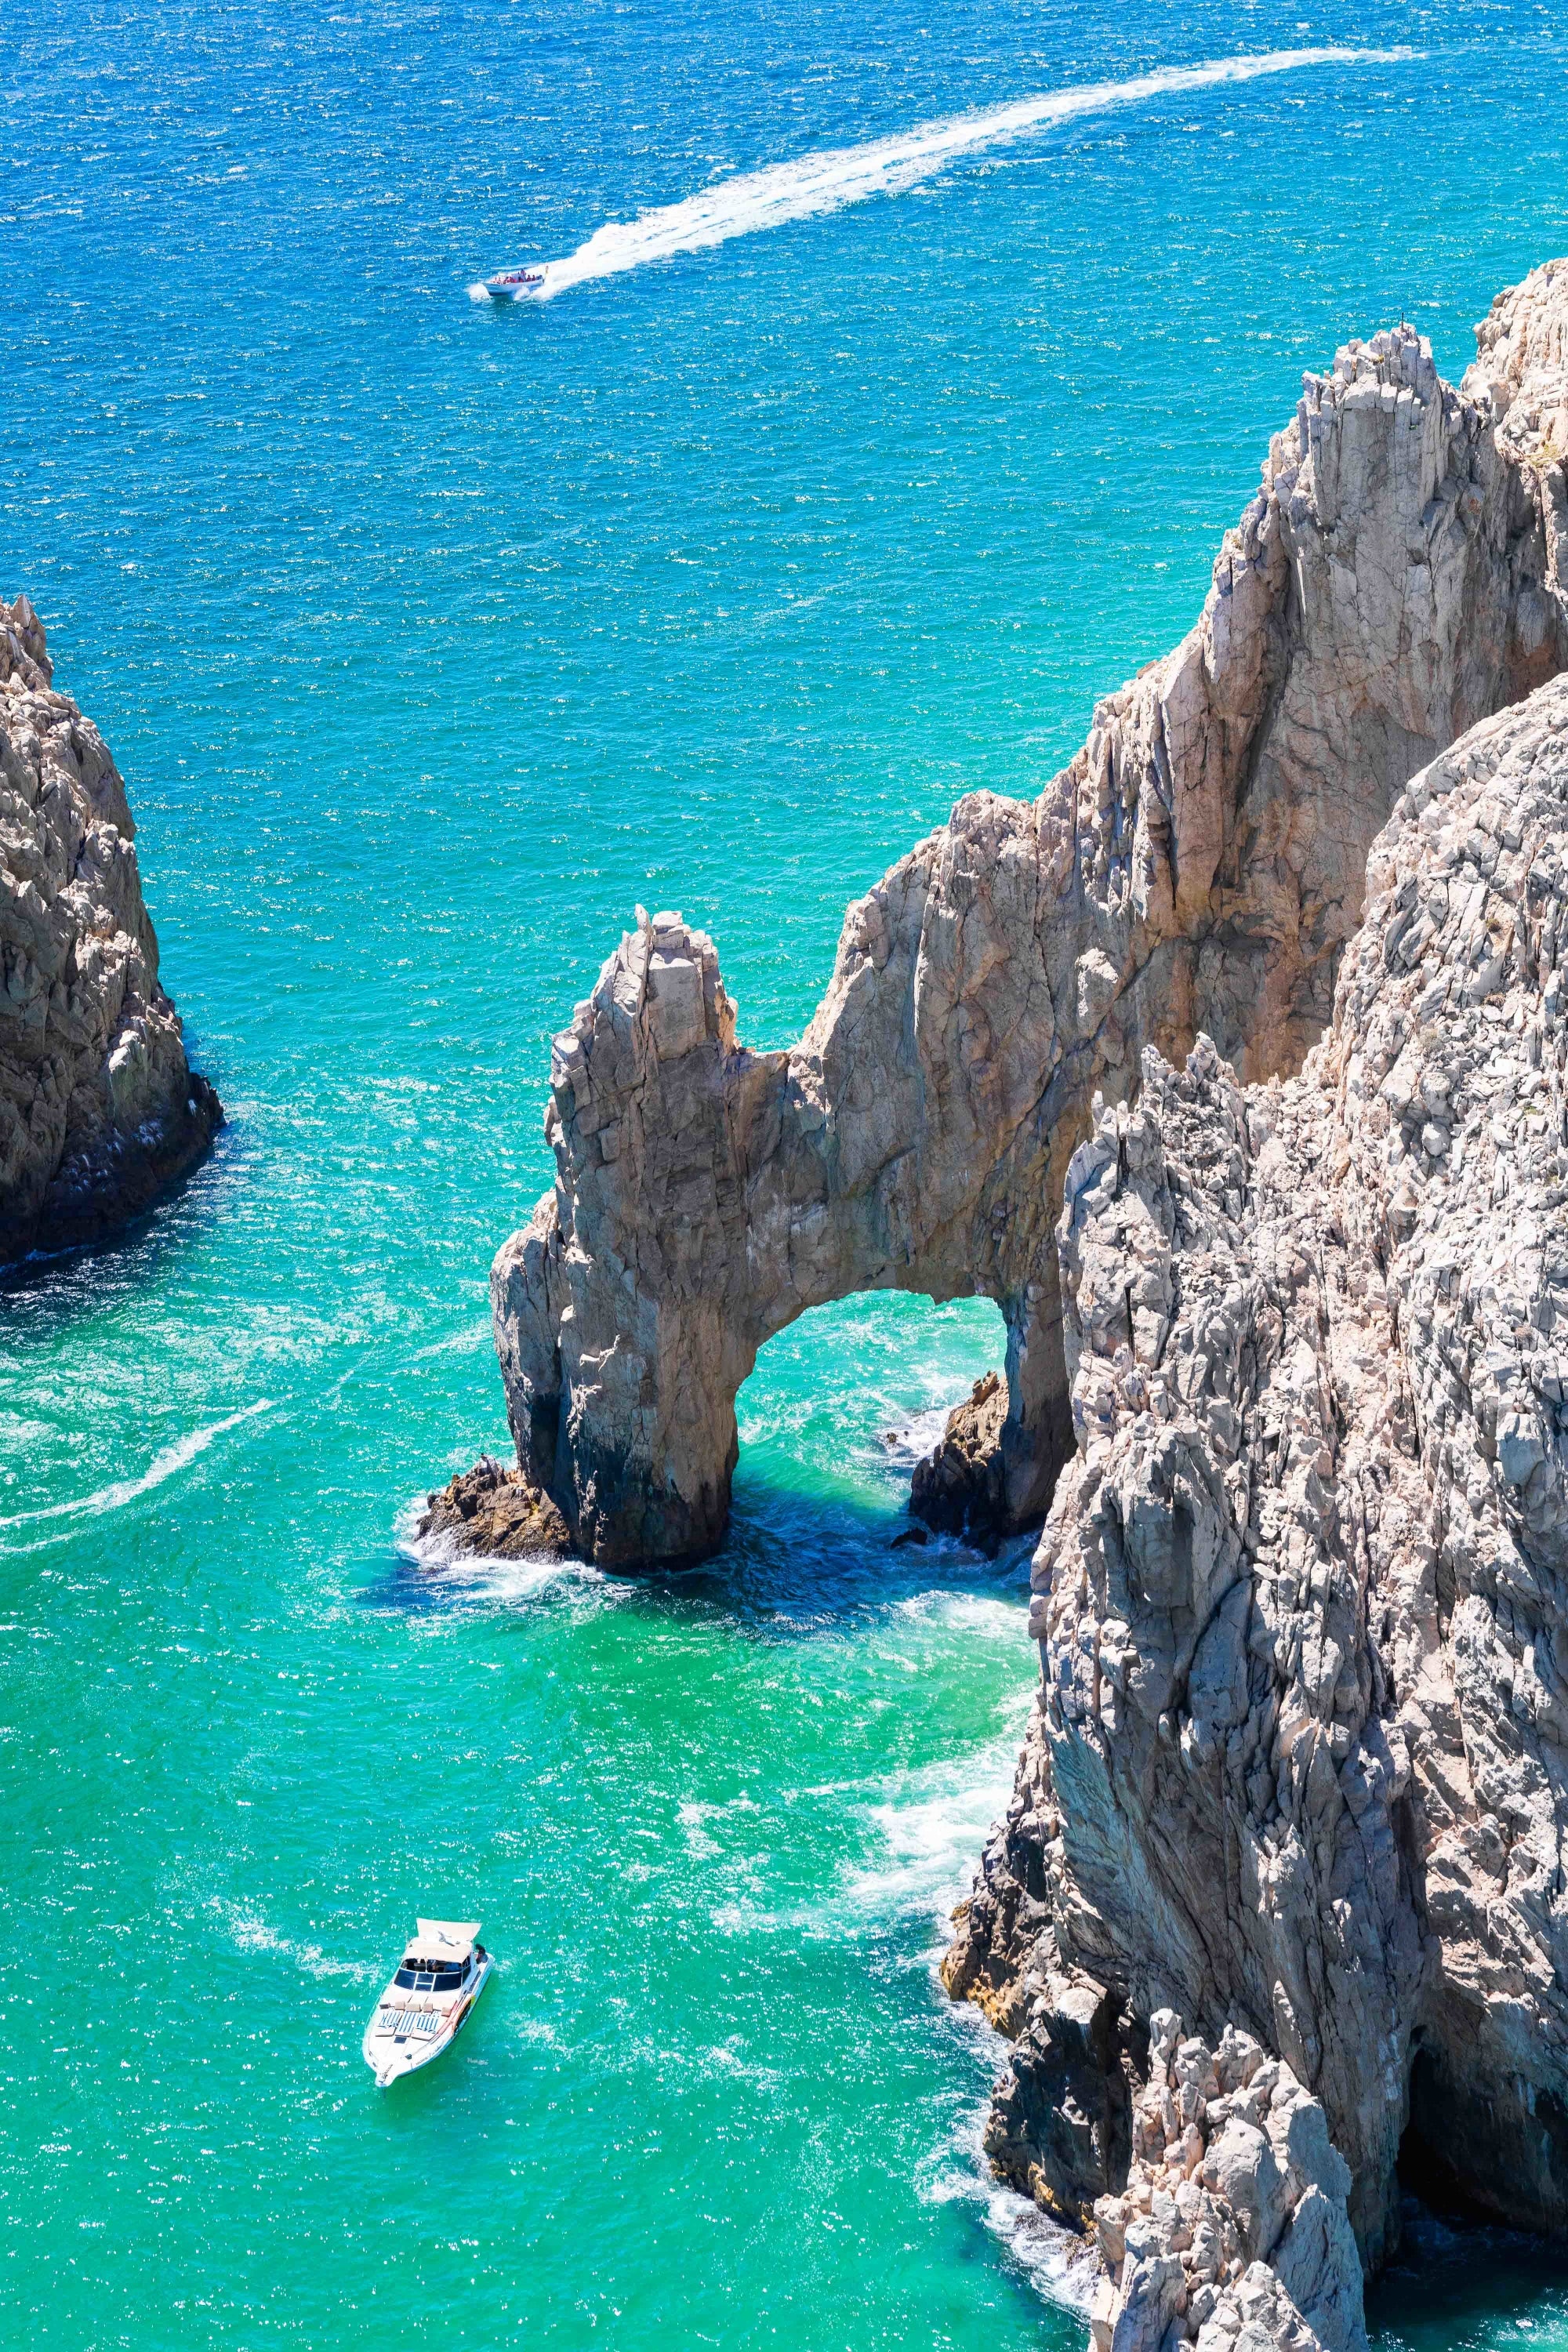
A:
[464,260,1568,1572]
[946,669,1568,2339]
[2,592,52,691]
[0,597,221,1265]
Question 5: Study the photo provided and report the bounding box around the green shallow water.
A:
[6,0,1568,2339]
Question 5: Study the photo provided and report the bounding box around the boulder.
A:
[910,1370,1013,1548]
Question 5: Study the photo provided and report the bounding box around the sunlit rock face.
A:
[485,260,1568,1571]
[0,597,220,1265]
[948,672,1568,2335]
[446,260,1568,2349]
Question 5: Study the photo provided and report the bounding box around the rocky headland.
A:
[472,260,1567,1571]
[447,257,1568,2339]
[0,597,221,1266]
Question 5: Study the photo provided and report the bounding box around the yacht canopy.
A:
[405,1918,481,1964]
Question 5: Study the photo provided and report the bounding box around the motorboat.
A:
[363,1918,492,2086]
[475,264,549,302]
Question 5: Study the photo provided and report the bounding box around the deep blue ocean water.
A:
[5,1,1568,2343]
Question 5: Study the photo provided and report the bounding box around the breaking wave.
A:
[471,47,1412,303]
[844,1715,1029,1923]
[390,1490,622,1617]
[923,2078,1102,2313]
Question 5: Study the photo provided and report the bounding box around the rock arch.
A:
[483,265,1568,1569]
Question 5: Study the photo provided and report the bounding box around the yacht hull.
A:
[363,1951,493,2087]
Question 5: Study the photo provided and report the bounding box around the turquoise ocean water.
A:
[5,2,1568,2343]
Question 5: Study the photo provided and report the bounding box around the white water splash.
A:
[471,47,1412,303]
[923,2085,1102,2312]
[0,1399,272,1530]
[211,1900,368,1984]
[395,1492,622,1615]
[844,1717,1028,1922]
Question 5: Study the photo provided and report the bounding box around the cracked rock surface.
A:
[1091,2013,1364,2352]
[473,261,1567,1570]
[946,671,1568,2336]
[0,597,220,1264]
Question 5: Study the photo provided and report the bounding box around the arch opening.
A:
[732,1289,1016,1549]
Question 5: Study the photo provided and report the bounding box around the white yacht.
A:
[477,264,549,301]
[363,1919,492,2086]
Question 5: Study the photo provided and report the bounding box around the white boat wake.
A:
[470,46,1413,304]
[0,1399,272,1529]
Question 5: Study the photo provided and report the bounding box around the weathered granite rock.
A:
[470,263,1568,1570]
[910,1370,1012,1547]
[0,597,220,1264]
[428,259,1568,2343]
[946,1915,1148,2225]
[946,673,1568,2335]
[416,1456,572,1561]
[1088,2014,1365,2352]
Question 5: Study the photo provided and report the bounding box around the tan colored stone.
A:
[480,265,1568,1570]
[0,597,220,1261]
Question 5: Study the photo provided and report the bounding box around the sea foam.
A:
[473,47,1412,303]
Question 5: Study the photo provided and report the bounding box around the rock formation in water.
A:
[439,256,1568,2343]
[946,662,1568,2339]
[471,259,1567,1570]
[418,1455,572,1560]
[0,597,221,1265]
[910,1370,1013,1547]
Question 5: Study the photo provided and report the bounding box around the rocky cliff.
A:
[446,257,1568,2340]
[0,597,220,1265]
[474,259,1567,1569]
[946,666,1568,2339]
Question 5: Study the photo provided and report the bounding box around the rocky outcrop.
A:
[910,1371,1013,1547]
[1090,2016,1365,2352]
[946,1915,1146,2225]
[416,1455,572,1560]
[441,257,1568,2346]
[470,261,1568,1570]
[0,597,220,1264]
[946,672,1568,2336]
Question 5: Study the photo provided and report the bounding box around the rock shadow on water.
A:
[655,1461,1037,1634]
[0,1093,235,1319]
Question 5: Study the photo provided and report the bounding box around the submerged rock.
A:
[476,260,1568,1571]
[0,597,221,1265]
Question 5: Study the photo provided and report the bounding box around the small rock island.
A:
[437,259,1568,2344]
[0,597,221,1266]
